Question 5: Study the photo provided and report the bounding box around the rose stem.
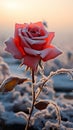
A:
[25,69,35,130]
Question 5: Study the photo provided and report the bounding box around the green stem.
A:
[25,69,35,130]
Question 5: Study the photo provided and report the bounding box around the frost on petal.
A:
[24,37,46,45]
[14,37,25,56]
[32,33,49,40]
[21,28,28,37]
[5,37,24,59]
[18,29,30,48]
[15,23,28,37]
[24,47,40,56]
[23,55,40,70]
[29,22,49,40]
[41,45,62,61]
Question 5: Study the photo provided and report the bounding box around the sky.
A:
[0,0,73,51]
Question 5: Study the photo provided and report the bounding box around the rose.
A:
[5,21,62,70]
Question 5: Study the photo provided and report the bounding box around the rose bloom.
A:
[5,22,62,70]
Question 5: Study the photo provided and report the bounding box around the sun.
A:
[4,1,18,10]
[6,2,17,9]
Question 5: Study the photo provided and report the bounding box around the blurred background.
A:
[0,1,73,129]
[0,0,73,53]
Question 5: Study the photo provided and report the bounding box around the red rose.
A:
[5,22,62,70]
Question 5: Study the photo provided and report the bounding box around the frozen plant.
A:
[0,21,73,130]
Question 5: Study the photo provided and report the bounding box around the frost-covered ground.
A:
[0,53,73,130]
[0,81,73,130]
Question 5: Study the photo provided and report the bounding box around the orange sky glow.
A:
[0,0,73,51]
[0,0,73,28]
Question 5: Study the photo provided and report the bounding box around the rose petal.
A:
[18,29,30,48]
[47,32,55,45]
[43,32,55,49]
[41,45,62,61]
[15,23,28,37]
[27,31,33,38]
[28,22,44,32]
[29,22,49,40]
[24,47,40,56]
[23,55,40,70]
[14,37,26,57]
[34,21,45,28]
[5,37,24,59]
[31,32,49,40]
[24,37,46,45]
[34,22,48,36]
[22,28,28,37]
[28,22,42,29]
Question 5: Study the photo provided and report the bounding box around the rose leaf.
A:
[0,76,30,92]
[34,100,49,110]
